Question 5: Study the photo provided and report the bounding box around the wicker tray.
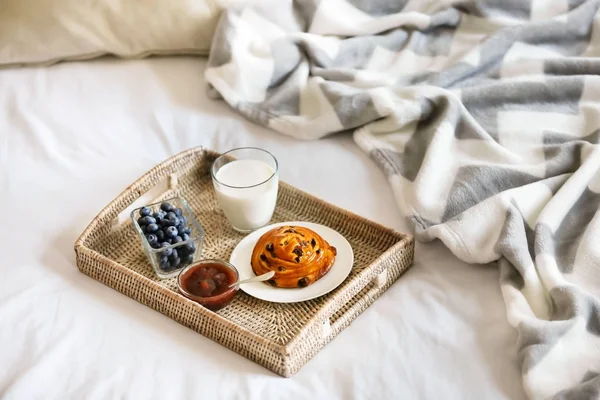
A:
[74,147,414,377]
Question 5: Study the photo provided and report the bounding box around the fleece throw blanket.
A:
[205,0,600,398]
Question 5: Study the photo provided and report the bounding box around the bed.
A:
[0,56,526,399]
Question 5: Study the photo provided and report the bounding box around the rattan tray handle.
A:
[111,173,179,229]
[321,269,389,341]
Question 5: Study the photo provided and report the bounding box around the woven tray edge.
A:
[73,144,415,347]
[72,146,416,376]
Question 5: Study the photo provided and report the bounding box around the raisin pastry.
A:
[251,226,337,288]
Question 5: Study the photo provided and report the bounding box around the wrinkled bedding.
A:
[206,1,600,397]
[0,57,524,399]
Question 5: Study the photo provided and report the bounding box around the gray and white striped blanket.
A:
[205,0,600,398]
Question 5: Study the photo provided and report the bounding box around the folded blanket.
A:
[205,0,600,397]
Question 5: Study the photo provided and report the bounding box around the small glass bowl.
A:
[177,260,239,311]
[131,196,205,279]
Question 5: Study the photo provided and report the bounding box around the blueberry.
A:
[159,256,169,268]
[155,230,165,241]
[162,216,178,226]
[160,202,175,212]
[146,234,158,245]
[168,215,180,226]
[161,247,173,258]
[169,249,179,261]
[183,254,194,265]
[146,223,159,233]
[182,226,192,235]
[139,206,152,217]
[159,242,171,249]
[166,211,176,219]
[140,216,156,226]
[137,217,148,226]
[181,233,190,242]
[178,216,187,226]
[165,226,178,238]
[169,257,181,268]
[182,243,196,255]
[174,208,183,216]
[140,225,147,233]
[160,218,172,227]
[153,211,165,221]
[172,236,183,244]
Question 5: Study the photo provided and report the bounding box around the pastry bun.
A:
[251,225,337,288]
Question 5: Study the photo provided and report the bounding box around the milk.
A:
[214,159,278,231]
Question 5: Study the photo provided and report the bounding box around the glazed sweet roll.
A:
[251,226,337,288]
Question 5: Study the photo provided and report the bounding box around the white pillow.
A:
[0,0,253,67]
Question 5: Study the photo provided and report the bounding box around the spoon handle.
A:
[229,271,275,288]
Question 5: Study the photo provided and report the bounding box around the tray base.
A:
[75,147,414,376]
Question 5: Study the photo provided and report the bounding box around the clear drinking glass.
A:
[211,147,279,233]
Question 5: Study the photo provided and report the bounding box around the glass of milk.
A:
[211,147,279,233]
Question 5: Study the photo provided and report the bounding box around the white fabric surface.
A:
[0,57,525,399]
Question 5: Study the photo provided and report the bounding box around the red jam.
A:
[178,261,238,311]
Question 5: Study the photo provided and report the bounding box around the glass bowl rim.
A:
[130,195,205,253]
[176,259,240,301]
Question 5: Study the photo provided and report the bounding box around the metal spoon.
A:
[229,271,275,288]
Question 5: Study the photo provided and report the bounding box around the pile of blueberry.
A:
[137,201,196,272]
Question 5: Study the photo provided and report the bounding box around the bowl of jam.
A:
[177,260,239,311]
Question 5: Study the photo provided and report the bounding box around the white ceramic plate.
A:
[229,221,354,303]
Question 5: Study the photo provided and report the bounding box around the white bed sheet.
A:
[0,57,526,399]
